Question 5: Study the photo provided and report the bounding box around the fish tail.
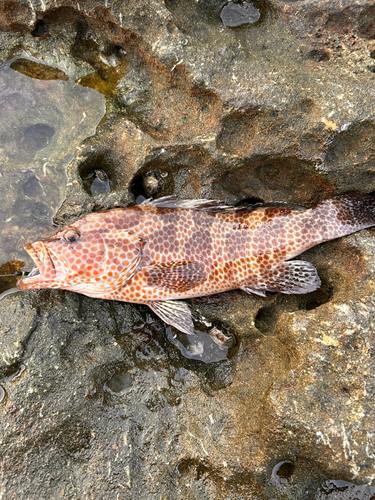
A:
[313,193,375,241]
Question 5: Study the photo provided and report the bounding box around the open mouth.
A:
[17,241,57,289]
[26,242,56,278]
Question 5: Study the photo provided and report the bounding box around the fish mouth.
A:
[17,241,60,290]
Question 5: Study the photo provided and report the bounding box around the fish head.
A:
[18,211,144,295]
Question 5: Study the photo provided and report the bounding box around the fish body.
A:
[18,194,375,334]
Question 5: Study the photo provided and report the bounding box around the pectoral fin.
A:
[143,261,207,292]
[243,260,321,295]
[104,230,145,288]
[147,300,195,335]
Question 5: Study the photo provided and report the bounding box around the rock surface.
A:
[1,0,375,498]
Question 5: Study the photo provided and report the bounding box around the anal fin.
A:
[147,300,195,335]
[240,287,267,297]
[245,260,321,295]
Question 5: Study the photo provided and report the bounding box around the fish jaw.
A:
[18,241,65,290]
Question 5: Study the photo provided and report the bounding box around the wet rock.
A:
[1,0,375,498]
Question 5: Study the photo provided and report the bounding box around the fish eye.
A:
[63,228,81,243]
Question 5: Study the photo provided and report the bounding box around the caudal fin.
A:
[315,193,375,241]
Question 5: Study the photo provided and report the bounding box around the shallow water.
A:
[0,55,105,280]
[166,326,232,363]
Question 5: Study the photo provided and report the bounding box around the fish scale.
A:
[18,193,375,335]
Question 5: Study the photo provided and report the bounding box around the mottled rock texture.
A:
[1,0,375,498]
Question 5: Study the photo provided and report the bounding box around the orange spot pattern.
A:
[18,194,375,302]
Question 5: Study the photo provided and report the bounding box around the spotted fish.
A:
[18,194,375,334]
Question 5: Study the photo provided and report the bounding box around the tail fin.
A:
[315,193,375,241]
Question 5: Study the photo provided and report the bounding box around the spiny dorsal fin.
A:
[147,300,195,335]
[143,261,207,292]
[141,196,238,212]
[141,196,307,213]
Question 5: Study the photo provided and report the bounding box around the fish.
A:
[18,193,375,335]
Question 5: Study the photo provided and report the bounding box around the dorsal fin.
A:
[141,196,307,213]
[141,196,238,212]
[243,202,307,213]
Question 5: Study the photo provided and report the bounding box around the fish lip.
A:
[24,243,43,270]
[22,241,57,280]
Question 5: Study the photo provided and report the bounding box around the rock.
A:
[1,0,375,498]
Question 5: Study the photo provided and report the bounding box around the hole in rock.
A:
[273,461,295,481]
[113,45,127,59]
[31,19,49,37]
[104,370,133,394]
[303,285,334,311]
[254,304,278,334]
[78,152,116,196]
[341,387,350,397]
[306,49,330,62]
[132,146,217,202]
[72,21,100,67]
[131,169,171,200]
[131,157,176,200]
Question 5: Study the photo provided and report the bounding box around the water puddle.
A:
[316,479,375,499]
[0,55,105,288]
[166,324,235,363]
[85,169,111,196]
[10,58,69,81]
[128,304,236,363]
[104,370,133,394]
[220,2,260,28]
